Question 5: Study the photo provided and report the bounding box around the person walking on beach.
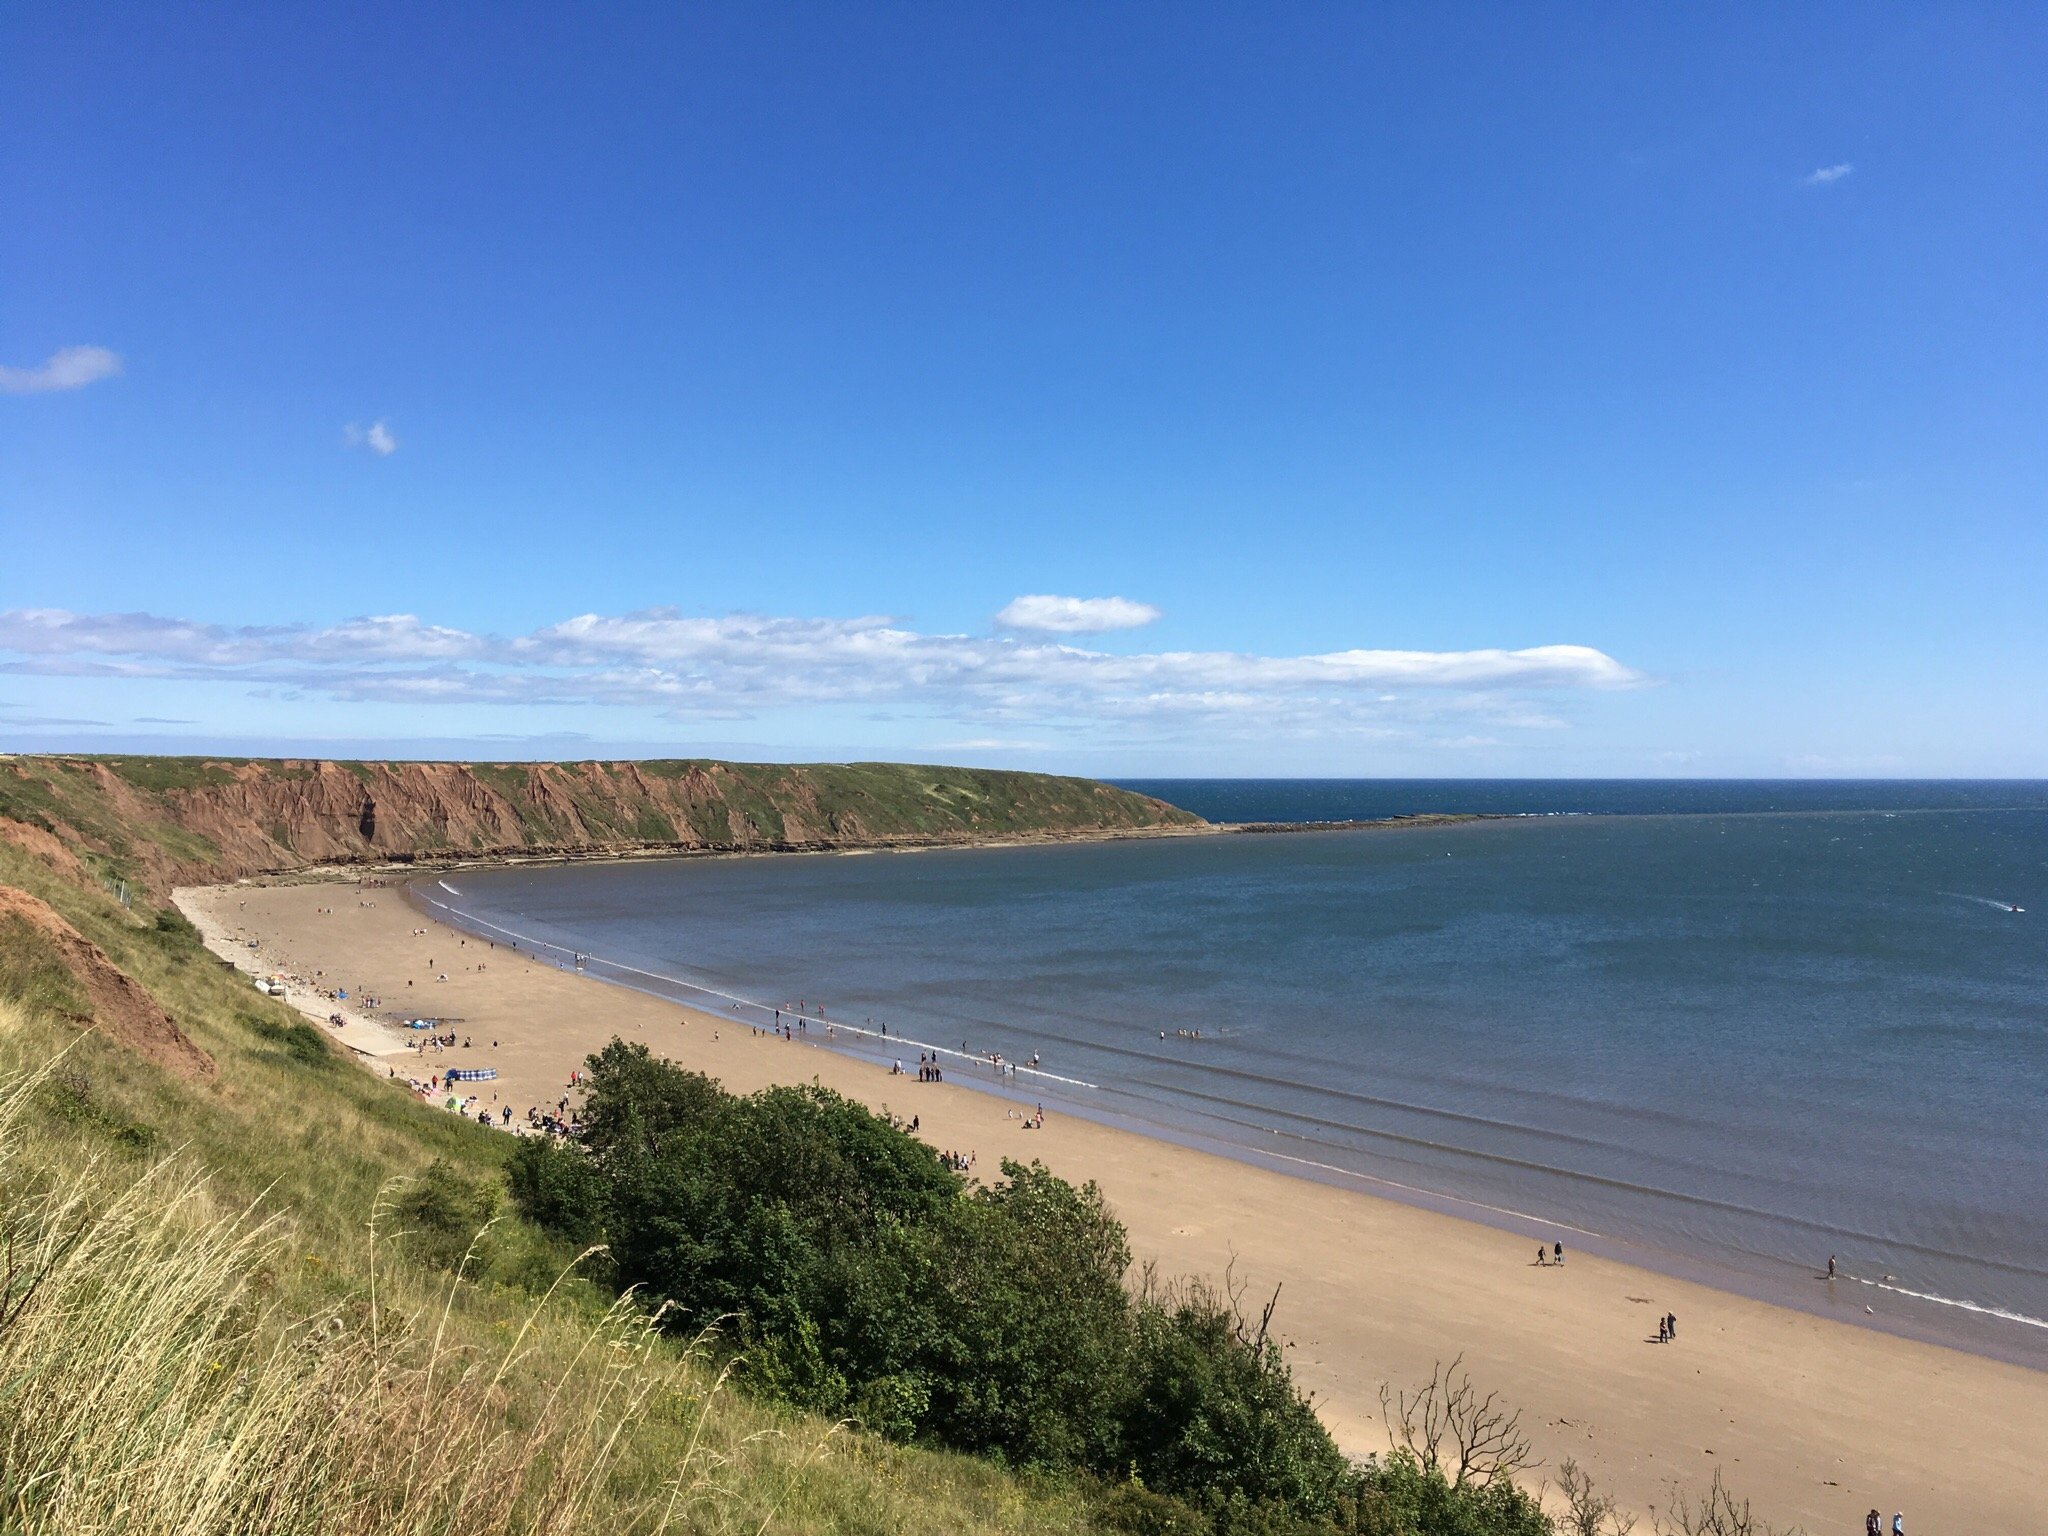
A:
[1891,1513,1904,1535]
[1665,1311,1676,1341]
[1553,1241,1564,1265]
[1865,1511,1881,1536]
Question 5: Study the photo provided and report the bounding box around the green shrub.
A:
[1333,1452,1553,1536]
[1096,1480,1216,1535]
[243,1008,334,1070]
[513,1037,1365,1522]
[1122,1274,1349,1517]
[505,1133,609,1246]
[395,1157,501,1273]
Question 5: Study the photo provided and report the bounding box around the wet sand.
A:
[181,875,2046,1531]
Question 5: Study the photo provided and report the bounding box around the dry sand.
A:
[181,875,2046,1531]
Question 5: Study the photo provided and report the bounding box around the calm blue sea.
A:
[426,781,2048,1366]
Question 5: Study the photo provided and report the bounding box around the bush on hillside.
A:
[510,1038,1362,1520]
[1122,1271,1351,1518]
[1333,1452,1554,1536]
[395,1157,501,1272]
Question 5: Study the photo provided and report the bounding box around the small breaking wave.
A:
[1843,1272,2048,1332]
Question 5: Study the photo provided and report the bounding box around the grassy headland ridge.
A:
[0,753,1204,894]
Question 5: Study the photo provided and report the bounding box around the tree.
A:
[1122,1265,1351,1515]
[1379,1357,1535,1490]
[574,1037,724,1169]
[1651,1471,1795,1536]
[1555,1459,1634,1536]
[919,1159,1134,1466]
[504,1134,608,1245]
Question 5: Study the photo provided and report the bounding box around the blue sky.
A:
[4,4,2044,775]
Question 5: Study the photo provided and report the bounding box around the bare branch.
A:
[1557,1457,1637,1536]
[1379,1355,1535,1488]
[1652,1469,1799,1536]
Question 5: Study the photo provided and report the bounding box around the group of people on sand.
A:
[917,1053,945,1082]
[1535,1241,1683,1343]
[523,1100,578,1137]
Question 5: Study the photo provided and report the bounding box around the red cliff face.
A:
[0,885,215,1081]
[0,756,1201,894]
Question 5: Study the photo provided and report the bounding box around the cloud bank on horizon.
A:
[0,603,1641,746]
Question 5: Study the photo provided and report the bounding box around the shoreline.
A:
[178,809,1504,887]
[178,871,2048,1532]
[410,870,2048,1375]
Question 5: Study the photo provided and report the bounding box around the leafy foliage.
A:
[513,1037,1361,1519]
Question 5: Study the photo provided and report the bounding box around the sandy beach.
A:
[180,873,2047,1532]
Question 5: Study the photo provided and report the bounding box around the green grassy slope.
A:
[0,825,1117,1535]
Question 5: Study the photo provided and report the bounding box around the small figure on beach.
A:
[1536,1245,1546,1266]
[1892,1513,1904,1536]
[1554,1241,1564,1266]
[1866,1510,1881,1536]
[1657,1316,1668,1342]
[1828,1254,1837,1278]
[1665,1311,1676,1340]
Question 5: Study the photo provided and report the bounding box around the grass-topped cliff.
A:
[0,753,1202,895]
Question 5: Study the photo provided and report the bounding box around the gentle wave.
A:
[1094,1072,2048,1284]
[416,892,1102,1092]
[417,883,2048,1336]
[1844,1274,2048,1331]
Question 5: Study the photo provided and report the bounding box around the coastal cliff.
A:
[0,754,1202,894]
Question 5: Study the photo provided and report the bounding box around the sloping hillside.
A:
[0,754,1202,894]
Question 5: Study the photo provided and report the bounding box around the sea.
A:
[419,780,2048,1368]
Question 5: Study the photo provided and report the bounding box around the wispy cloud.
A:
[1803,163,1853,185]
[0,605,1644,744]
[996,594,1161,634]
[924,737,1053,752]
[0,345,124,396]
[344,420,398,456]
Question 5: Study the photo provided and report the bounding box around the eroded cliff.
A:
[0,755,1203,893]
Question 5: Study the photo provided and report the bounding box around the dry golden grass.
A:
[0,833,1102,1536]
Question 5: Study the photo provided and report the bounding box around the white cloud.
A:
[344,419,398,455]
[1804,163,1853,185]
[0,604,1644,744]
[0,345,124,395]
[996,594,1162,633]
